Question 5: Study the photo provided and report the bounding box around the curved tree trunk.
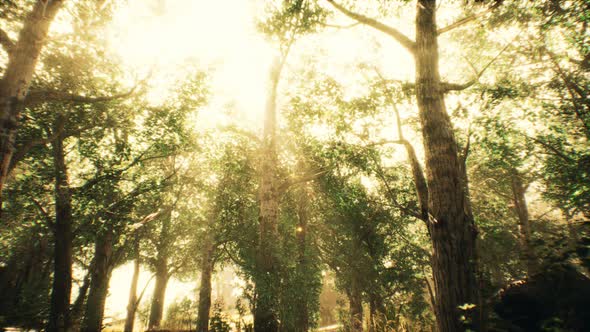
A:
[82,232,114,332]
[47,118,73,332]
[0,0,64,201]
[196,238,215,332]
[124,240,141,332]
[415,2,480,331]
[70,270,92,331]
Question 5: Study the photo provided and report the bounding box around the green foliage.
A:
[164,297,196,331]
[209,302,231,332]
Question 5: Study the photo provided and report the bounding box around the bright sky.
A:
[106,0,275,128]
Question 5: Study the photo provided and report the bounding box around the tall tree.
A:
[322,1,504,329]
[0,0,65,201]
[47,115,73,332]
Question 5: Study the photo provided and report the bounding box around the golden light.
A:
[101,0,454,323]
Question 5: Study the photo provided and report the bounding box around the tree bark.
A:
[148,255,169,330]
[47,118,73,332]
[196,237,215,332]
[82,231,114,332]
[414,1,480,331]
[0,0,64,200]
[254,57,284,332]
[124,240,141,332]
[70,270,92,331]
[325,1,482,329]
[511,173,539,276]
[148,211,172,331]
[348,279,363,332]
[294,187,310,332]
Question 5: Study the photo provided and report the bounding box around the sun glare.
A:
[107,0,274,127]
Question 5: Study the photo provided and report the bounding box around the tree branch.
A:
[8,120,65,174]
[441,38,514,92]
[30,196,55,229]
[277,168,329,194]
[319,21,361,29]
[372,68,429,222]
[135,273,156,307]
[24,85,139,108]
[325,0,416,54]
[0,28,15,56]
[437,6,495,35]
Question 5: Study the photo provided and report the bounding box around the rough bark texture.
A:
[82,232,114,332]
[348,279,363,332]
[47,120,73,332]
[254,57,284,332]
[324,2,482,328]
[148,255,169,330]
[511,173,539,276]
[196,238,215,332]
[0,0,64,200]
[124,241,141,332]
[415,1,480,331]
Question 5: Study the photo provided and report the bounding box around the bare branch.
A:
[437,6,495,35]
[440,80,476,92]
[325,0,416,53]
[525,134,574,163]
[319,21,361,29]
[277,168,329,194]
[135,273,156,307]
[0,28,15,56]
[461,125,472,168]
[441,38,514,93]
[372,68,429,222]
[30,196,54,229]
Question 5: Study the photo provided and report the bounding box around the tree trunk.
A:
[415,1,480,331]
[294,187,310,332]
[82,232,114,332]
[325,1,481,330]
[196,238,215,332]
[124,240,141,332]
[70,270,92,331]
[511,173,539,276]
[148,256,169,330]
[0,0,64,200]
[368,293,386,332]
[148,210,172,331]
[348,279,363,332]
[254,57,284,332]
[47,120,73,332]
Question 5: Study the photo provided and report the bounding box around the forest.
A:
[0,0,589,331]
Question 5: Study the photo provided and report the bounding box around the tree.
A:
[252,2,325,330]
[320,1,509,329]
[0,0,65,203]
